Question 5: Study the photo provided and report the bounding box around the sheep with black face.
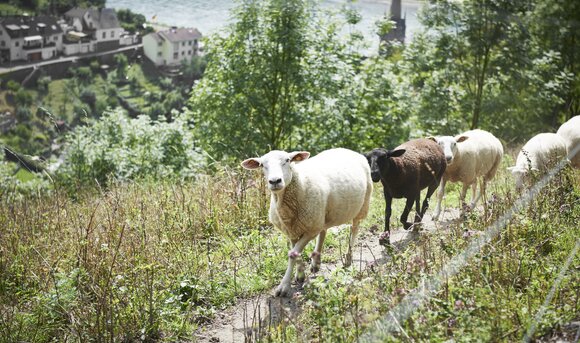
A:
[365,138,446,245]
[241,148,372,297]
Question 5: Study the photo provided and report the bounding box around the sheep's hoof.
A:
[403,222,413,230]
[379,232,390,246]
[310,263,320,273]
[275,283,292,298]
[412,222,423,233]
[295,272,305,284]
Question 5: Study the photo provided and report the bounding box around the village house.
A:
[143,27,201,67]
[0,8,138,64]
[63,7,125,54]
[0,15,63,64]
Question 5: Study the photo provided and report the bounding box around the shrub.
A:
[57,109,203,187]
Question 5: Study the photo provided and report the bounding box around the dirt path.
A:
[196,209,461,342]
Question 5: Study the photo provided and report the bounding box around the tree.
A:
[189,0,409,161]
[403,0,571,139]
[114,54,129,82]
[529,0,580,120]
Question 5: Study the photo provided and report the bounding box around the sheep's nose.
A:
[446,156,453,163]
[269,178,282,185]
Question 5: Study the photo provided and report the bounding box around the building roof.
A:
[158,27,202,42]
[64,7,89,18]
[0,16,63,39]
[145,31,163,43]
[64,7,121,31]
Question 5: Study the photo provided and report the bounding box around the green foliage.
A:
[6,80,20,93]
[0,174,281,341]
[114,54,129,82]
[180,55,207,83]
[57,109,202,186]
[116,8,147,34]
[189,0,410,161]
[404,0,572,138]
[530,0,580,118]
[73,66,93,85]
[36,75,51,93]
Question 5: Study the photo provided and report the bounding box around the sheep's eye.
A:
[285,158,290,163]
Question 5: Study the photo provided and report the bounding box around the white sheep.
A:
[241,148,373,297]
[508,133,568,190]
[557,116,580,169]
[430,129,503,220]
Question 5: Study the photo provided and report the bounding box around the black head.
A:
[364,148,406,182]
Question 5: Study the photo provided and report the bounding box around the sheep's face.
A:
[507,166,537,192]
[241,150,310,192]
[430,135,468,165]
[364,148,406,183]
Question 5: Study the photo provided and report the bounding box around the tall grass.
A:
[1,164,578,342]
[0,171,288,341]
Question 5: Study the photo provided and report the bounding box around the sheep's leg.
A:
[471,178,485,209]
[401,197,415,230]
[379,190,393,245]
[345,219,360,267]
[421,182,438,219]
[460,182,470,208]
[413,196,422,228]
[276,236,311,297]
[310,230,326,273]
[479,179,488,215]
[433,179,447,221]
[469,182,478,208]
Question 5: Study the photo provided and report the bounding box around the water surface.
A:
[108,0,422,54]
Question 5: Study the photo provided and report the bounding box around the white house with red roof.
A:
[143,26,202,67]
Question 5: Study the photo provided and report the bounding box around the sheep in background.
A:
[364,138,446,245]
[430,129,503,220]
[508,133,568,191]
[241,148,372,297]
[557,116,580,169]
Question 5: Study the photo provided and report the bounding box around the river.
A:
[108,0,423,55]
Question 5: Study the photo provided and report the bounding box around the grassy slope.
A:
[0,160,578,341]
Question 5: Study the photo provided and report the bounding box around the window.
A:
[54,36,58,41]
[194,39,198,45]
[15,41,19,47]
[158,42,162,47]
[182,42,185,46]
[111,30,115,38]
[102,32,106,39]
[181,51,185,56]
[188,41,192,46]
[188,50,191,55]
[173,52,178,59]
[1,41,4,47]
[157,51,162,57]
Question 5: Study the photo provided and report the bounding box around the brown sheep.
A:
[364,138,446,245]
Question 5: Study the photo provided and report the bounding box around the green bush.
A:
[57,109,203,187]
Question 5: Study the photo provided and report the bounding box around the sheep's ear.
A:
[427,136,438,142]
[388,149,406,158]
[456,135,469,143]
[289,151,310,163]
[530,167,539,172]
[241,158,262,170]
